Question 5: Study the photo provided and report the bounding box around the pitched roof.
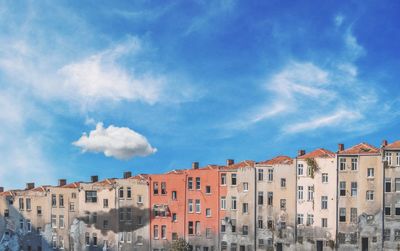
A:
[338,142,379,155]
[385,140,400,150]
[62,182,81,188]
[298,148,335,159]
[257,156,293,165]
[223,160,255,170]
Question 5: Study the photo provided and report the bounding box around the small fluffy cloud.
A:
[73,123,157,160]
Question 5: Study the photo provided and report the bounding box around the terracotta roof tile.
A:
[298,148,335,159]
[257,156,293,165]
[223,160,255,170]
[385,140,400,149]
[338,142,379,155]
[62,182,81,188]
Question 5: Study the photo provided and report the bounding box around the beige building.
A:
[337,143,383,251]
[382,140,400,250]
[296,149,337,251]
[255,156,296,251]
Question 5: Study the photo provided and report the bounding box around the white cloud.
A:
[73,123,157,160]
[334,14,344,27]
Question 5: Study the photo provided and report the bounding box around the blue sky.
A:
[1,0,399,189]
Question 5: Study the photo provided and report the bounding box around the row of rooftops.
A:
[1,140,399,196]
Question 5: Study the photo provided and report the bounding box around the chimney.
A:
[338,144,345,152]
[192,162,199,169]
[26,183,35,190]
[91,176,98,183]
[297,150,306,157]
[0,187,4,193]
[382,140,388,147]
[226,159,234,166]
[123,171,132,179]
[58,179,67,187]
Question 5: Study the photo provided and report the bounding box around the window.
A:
[307,166,313,177]
[51,214,57,228]
[221,174,226,185]
[85,191,97,203]
[59,215,64,228]
[103,199,108,208]
[137,216,143,225]
[206,186,211,194]
[397,153,400,166]
[298,186,303,200]
[92,233,97,246]
[321,196,328,209]
[351,182,358,197]
[386,152,393,166]
[103,220,109,229]
[258,169,263,181]
[231,243,237,251]
[154,225,159,239]
[396,178,400,192]
[339,208,346,222]
[221,197,226,210]
[307,186,314,201]
[231,219,236,232]
[258,192,264,205]
[85,233,90,245]
[298,164,304,175]
[242,225,248,235]
[153,182,159,194]
[384,229,391,241]
[172,232,178,240]
[350,208,357,223]
[385,207,391,216]
[69,202,75,211]
[172,191,177,200]
[242,203,249,213]
[161,225,166,239]
[322,173,328,183]
[339,182,346,196]
[119,187,124,198]
[188,199,193,213]
[27,220,31,232]
[51,194,56,207]
[4,209,9,218]
[351,158,358,170]
[243,182,248,192]
[321,218,328,228]
[206,208,211,217]
[59,195,64,207]
[339,158,346,171]
[365,169,374,179]
[19,198,24,210]
[280,199,286,210]
[231,196,237,210]
[366,190,374,201]
[126,208,132,221]
[258,217,263,228]
[268,169,273,181]
[188,221,194,235]
[386,178,392,192]
[119,209,124,221]
[172,213,177,222]
[196,178,201,190]
[395,229,400,241]
[281,178,286,188]
[71,193,76,199]
[231,174,237,185]
[59,236,64,249]
[195,221,201,235]
[19,219,23,229]
[206,228,212,239]
[396,207,400,216]
[306,214,314,226]
[26,198,31,211]
[267,192,273,206]
[127,187,132,198]
[221,220,226,233]
[297,214,304,225]
[258,239,265,248]
[118,232,124,243]
[195,199,201,213]
[51,235,57,248]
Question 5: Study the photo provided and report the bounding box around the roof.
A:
[338,142,379,155]
[93,178,116,186]
[298,148,335,159]
[385,140,400,150]
[62,182,81,188]
[222,160,255,170]
[0,191,13,197]
[30,186,50,192]
[258,156,293,165]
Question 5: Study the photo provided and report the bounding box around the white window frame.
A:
[268,169,273,181]
[322,173,328,183]
[298,164,304,176]
[366,190,374,201]
[298,186,303,200]
[321,196,328,209]
[339,158,346,171]
[351,182,357,197]
[351,158,358,170]
[221,197,226,210]
[367,168,374,178]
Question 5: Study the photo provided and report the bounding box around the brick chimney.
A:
[338,144,345,152]
[192,162,199,169]
[382,140,388,147]
[123,171,132,179]
[26,183,35,190]
[297,150,306,157]
[58,179,67,187]
[91,176,98,183]
[0,187,4,193]
[226,159,234,166]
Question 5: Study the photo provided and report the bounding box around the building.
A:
[296,149,337,251]
[337,143,383,251]
[255,156,296,251]
[382,140,400,250]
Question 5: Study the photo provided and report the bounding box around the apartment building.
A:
[220,160,256,251]
[382,140,400,250]
[255,156,296,251]
[296,149,337,251]
[337,143,383,251]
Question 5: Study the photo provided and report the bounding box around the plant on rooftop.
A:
[306,158,319,179]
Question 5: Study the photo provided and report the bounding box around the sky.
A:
[0,0,399,189]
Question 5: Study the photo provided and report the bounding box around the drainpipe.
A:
[218,170,221,251]
[148,177,152,251]
[335,154,339,251]
[184,174,188,244]
[382,150,386,250]
[295,157,298,247]
[254,167,257,250]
